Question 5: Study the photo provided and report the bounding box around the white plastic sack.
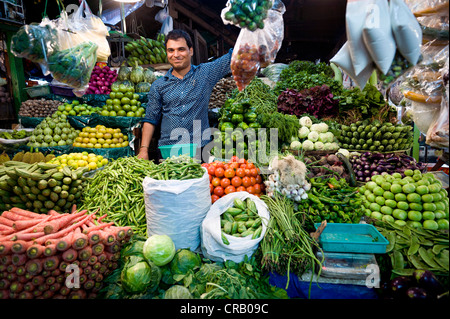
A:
[200,192,270,263]
[345,0,374,76]
[390,0,422,65]
[156,7,173,35]
[143,168,211,251]
[362,0,396,74]
[330,42,375,89]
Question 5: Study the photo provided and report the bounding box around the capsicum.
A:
[231,102,244,114]
[231,113,244,124]
[244,110,257,123]
[220,122,234,132]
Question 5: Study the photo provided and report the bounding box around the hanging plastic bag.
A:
[231,1,285,91]
[55,0,110,62]
[345,0,374,76]
[200,192,270,263]
[330,42,375,89]
[362,0,396,75]
[390,0,423,65]
[143,169,211,251]
[221,0,274,31]
[155,6,173,35]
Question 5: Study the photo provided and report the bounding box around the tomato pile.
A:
[203,156,265,203]
[231,43,260,91]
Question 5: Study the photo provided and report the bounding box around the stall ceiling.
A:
[22,0,347,63]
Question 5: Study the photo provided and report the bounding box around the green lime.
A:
[385,199,397,209]
[407,193,422,203]
[422,211,435,220]
[434,210,445,219]
[440,188,448,197]
[413,174,422,181]
[408,210,422,222]
[398,179,408,186]
[394,220,407,227]
[397,201,409,210]
[402,183,416,194]
[371,211,383,220]
[383,191,395,200]
[409,202,423,211]
[375,196,386,206]
[390,183,403,194]
[423,220,439,230]
[363,200,371,209]
[385,175,395,183]
[369,203,381,212]
[421,194,434,203]
[380,206,393,215]
[364,189,372,197]
[382,215,395,223]
[374,176,386,185]
[395,193,407,202]
[423,202,436,211]
[393,209,407,220]
[416,179,430,186]
[403,177,415,184]
[416,185,429,195]
[381,182,392,191]
[437,219,449,230]
[366,181,377,191]
[373,186,385,196]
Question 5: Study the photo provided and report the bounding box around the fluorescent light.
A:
[114,0,139,3]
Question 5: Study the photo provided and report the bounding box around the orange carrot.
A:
[34,214,93,245]
[43,210,88,235]
[92,243,104,256]
[83,221,115,233]
[78,246,92,261]
[0,241,14,255]
[62,249,77,263]
[55,232,75,252]
[0,216,14,227]
[1,210,33,221]
[72,227,89,250]
[26,244,45,259]
[11,254,27,266]
[12,232,45,242]
[13,218,45,232]
[25,259,43,276]
[43,244,57,257]
[10,207,46,220]
[42,256,59,271]
[11,240,29,254]
[71,204,77,214]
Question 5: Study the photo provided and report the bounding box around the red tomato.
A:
[211,177,221,187]
[236,168,245,178]
[211,194,220,203]
[224,185,236,195]
[209,174,213,182]
[240,163,247,169]
[215,161,224,168]
[224,169,235,178]
[215,167,225,178]
[242,176,252,188]
[224,164,230,170]
[253,183,261,194]
[230,156,239,162]
[210,183,214,194]
[250,168,258,177]
[244,169,251,176]
[260,183,266,192]
[220,178,231,188]
[236,186,246,192]
[207,165,216,176]
[230,162,239,170]
[250,176,256,186]
[246,186,255,194]
[246,163,255,169]
[255,175,262,184]
[202,163,209,168]
[213,186,224,197]
[231,176,242,187]
[237,158,246,164]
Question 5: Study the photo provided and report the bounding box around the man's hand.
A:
[137,149,149,160]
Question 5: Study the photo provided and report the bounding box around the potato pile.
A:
[208,77,237,109]
[18,99,62,118]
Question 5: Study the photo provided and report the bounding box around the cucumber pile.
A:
[360,170,449,230]
[338,120,414,152]
[220,198,263,244]
[0,161,87,213]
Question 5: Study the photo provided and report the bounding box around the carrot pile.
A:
[0,206,132,299]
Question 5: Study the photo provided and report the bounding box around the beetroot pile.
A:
[86,65,118,95]
[0,207,132,299]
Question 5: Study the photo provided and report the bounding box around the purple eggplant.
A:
[413,270,444,296]
[406,287,428,299]
[390,276,413,297]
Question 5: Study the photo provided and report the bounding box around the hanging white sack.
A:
[362,0,396,74]
[200,192,270,263]
[389,0,422,65]
[143,168,211,251]
[345,0,374,76]
[331,41,375,89]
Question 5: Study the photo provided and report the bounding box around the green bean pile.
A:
[150,155,205,180]
[230,77,278,114]
[79,156,158,237]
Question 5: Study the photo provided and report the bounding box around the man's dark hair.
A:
[165,29,193,49]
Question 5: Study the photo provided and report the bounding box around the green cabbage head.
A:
[164,285,193,299]
[143,234,176,267]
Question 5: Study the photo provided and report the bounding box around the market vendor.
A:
[138,29,233,162]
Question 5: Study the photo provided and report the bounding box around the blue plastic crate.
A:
[159,143,197,159]
[314,223,389,254]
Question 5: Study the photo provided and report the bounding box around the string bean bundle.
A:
[149,155,205,180]
[79,156,157,237]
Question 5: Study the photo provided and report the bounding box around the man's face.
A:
[166,38,193,71]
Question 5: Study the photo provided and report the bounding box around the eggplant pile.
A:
[338,120,414,152]
[380,270,447,300]
[350,152,427,183]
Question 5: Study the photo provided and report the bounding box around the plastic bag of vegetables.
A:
[230,1,285,91]
[200,192,270,263]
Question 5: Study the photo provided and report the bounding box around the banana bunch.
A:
[125,33,168,66]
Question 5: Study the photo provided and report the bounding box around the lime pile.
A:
[99,84,145,117]
[55,100,97,116]
[47,152,109,171]
[361,170,449,230]
[27,113,80,148]
[72,125,129,149]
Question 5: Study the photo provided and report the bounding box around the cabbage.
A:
[314,141,324,150]
[302,140,314,151]
[337,148,350,158]
[143,234,176,267]
[310,123,321,132]
[121,256,162,294]
[318,133,328,143]
[307,131,319,142]
[323,142,333,150]
[299,116,313,128]
[290,140,302,150]
[170,249,202,276]
[325,131,335,143]
[319,123,329,133]
[298,126,310,139]
[164,285,193,299]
